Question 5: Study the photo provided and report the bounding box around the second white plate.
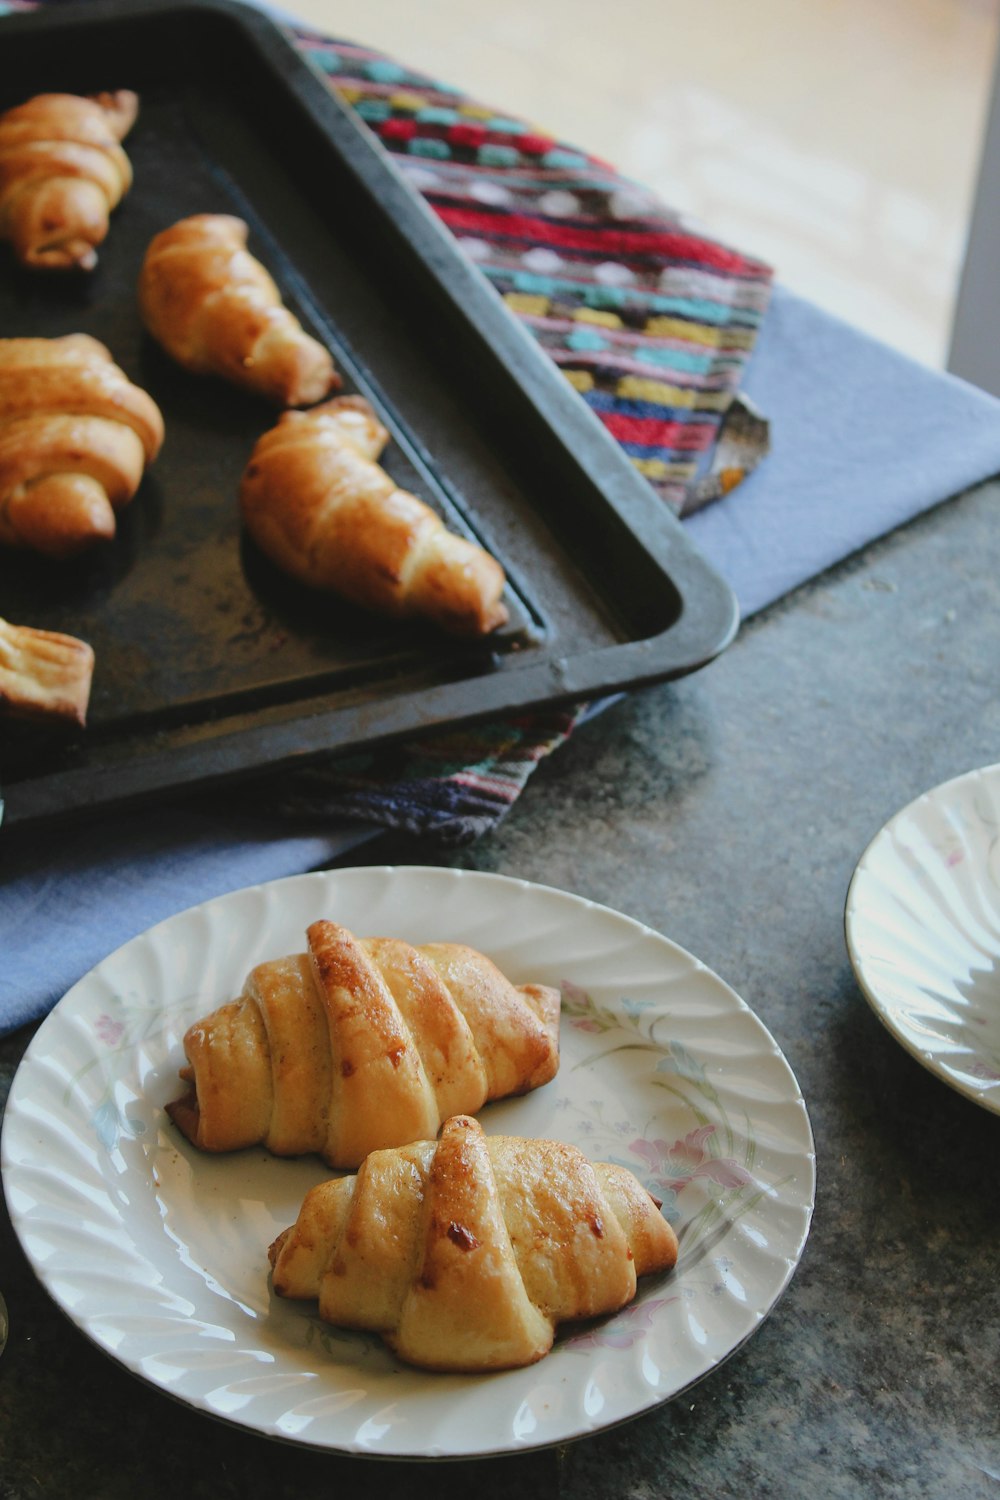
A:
[846,763,1000,1114]
[2,866,815,1458]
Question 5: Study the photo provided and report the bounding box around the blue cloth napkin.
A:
[688,285,1000,617]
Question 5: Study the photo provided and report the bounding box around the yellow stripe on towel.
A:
[573,308,623,329]
[632,457,698,481]
[617,376,731,411]
[644,315,756,351]
[504,293,552,316]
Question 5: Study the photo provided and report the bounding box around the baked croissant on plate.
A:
[138,213,340,407]
[167,919,560,1168]
[270,1113,678,1372]
[239,394,509,635]
[0,616,94,726]
[0,334,164,557]
[0,90,138,271]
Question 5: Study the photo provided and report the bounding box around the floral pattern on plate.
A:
[2,866,815,1458]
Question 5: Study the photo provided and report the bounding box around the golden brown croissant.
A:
[269,1113,678,1371]
[167,919,560,1168]
[0,335,164,557]
[137,214,340,407]
[0,616,95,725]
[239,395,509,635]
[0,90,137,271]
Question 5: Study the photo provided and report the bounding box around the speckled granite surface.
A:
[3,478,1000,1499]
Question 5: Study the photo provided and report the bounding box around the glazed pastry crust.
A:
[269,1114,679,1372]
[0,90,137,271]
[0,616,95,725]
[138,213,339,407]
[0,334,164,556]
[166,919,560,1168]
[240,395,508,635]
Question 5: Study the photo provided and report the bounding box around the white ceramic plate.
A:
[2,866,814,1458]
[846,765,1000,1115]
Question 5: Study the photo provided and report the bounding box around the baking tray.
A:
[0,0,739,829]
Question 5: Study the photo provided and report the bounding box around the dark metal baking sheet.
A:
[0,0,739,828]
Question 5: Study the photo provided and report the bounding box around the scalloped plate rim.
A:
[2,865,816,1458]
[844,763,1000,1114]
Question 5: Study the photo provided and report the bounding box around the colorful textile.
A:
[266,706,585,845]
[297,29,773,516]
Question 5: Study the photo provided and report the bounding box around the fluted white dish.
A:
[846,764,1000,1114]
[2,866,814,1458]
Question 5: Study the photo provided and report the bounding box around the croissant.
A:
[0,616,95,725]
[166,919,560,1168]
[239,395,509,635]
[137,214,340,407]
[0,335,164,557]
[0,90,137,271]
[269,1113,678,1372]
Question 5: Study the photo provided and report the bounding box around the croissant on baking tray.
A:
[166,919,560,1168]
[0,90,138,271]
[0,616,94,726]
[137,213,340,407]
[0,334,164,557]
[239,394,509,635]
[269,1113,678,1372]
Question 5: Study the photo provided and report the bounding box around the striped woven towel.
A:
[299,29,774,516]
[3,1,774,844]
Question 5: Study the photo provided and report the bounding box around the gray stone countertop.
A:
[2,478,999,1499]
